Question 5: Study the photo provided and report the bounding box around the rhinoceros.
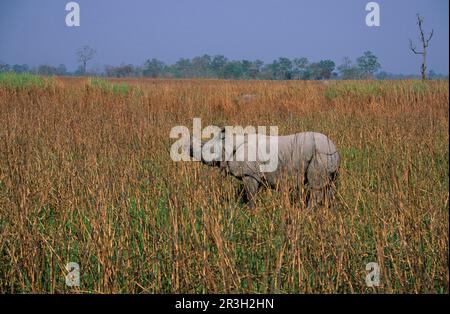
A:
[183,128,340,208]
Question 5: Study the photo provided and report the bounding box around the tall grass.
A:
[0,72,53,88]
[89,77,134,96]
[0,78,448,293]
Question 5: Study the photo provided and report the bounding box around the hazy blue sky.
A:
[0,0,448,74]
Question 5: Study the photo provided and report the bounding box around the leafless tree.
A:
[409,14,433,80]
[76,45,96,75]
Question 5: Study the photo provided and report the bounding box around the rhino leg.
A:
[306,189,320,209]
[242,176,259,208]
[307,185,337,209]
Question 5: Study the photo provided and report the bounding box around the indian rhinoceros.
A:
[183,128,340,209]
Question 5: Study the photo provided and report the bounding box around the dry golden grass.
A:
[0,76,448,293]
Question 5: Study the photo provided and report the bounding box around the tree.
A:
[37,64,58,76]
[143,58,166,78]
[409,14,433,80]
[0,61,10,73]
[428,69,437,79]
[276,57,293,80]
[171,58,193,78]
[337,57,361,79]
[209,55,227,78]
[317,60,335,80]
[357,51,381,79]
[265,57,293,80]
[240,60,253,79]
[76,45,96,75]
[12,64,29,73]
[110,64,134,77]
[259,64,273,80]
[191,55,212,77]
[248,60,264,79]
[292,57,309,79]
[118,64,134,77]
[56,64,67,76]
[223,61,243,79]
[308,60,335,80]
[104,64,134,77]
[309,62,320,80]
[74,65,84,76]
[376,71,390,80]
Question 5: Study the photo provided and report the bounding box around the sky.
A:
[0,0,448,74]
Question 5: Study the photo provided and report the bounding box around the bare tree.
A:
[76,45,96,75]
[409,14,433,80]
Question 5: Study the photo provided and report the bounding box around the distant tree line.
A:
[0,50,447,80]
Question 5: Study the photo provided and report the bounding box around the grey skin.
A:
[184,129,340,209]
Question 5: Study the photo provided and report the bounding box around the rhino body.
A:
[187,130,340,208]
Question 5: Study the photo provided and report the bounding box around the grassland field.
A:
[0,73,448,293]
